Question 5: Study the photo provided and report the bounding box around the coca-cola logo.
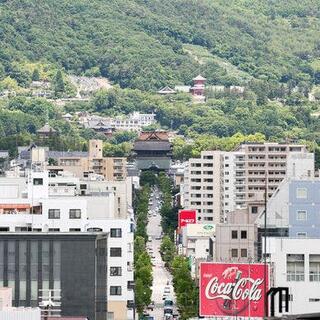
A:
[200,264,268,317]
[205,276,263,301]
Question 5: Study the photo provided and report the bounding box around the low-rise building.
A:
[46,140,126,181]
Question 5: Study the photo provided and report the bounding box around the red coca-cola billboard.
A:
[178,210,196,228]
[200,262,269,318]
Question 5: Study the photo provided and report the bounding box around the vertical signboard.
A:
[178,210,197,228]
[200,262,269,318]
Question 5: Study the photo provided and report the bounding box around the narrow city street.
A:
[146,188,176,320]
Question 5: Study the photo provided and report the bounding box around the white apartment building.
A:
[181,143,314,224]
[0,170,134,320]
[266,238,320,317]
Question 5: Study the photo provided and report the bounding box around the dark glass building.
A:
[0,232,108,320]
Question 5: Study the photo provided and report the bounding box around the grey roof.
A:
[48,151,89,159]
[37,123,56,133]
[133,141,172,151]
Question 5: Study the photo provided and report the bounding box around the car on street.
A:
[164,286,171,294]
[164,298,173,306]
[147,301,155,311]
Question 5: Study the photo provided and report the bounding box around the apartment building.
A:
[181,143,313,224]
[47,140,127,181]
[236,143,313,221]
[266,238,320,317]
[0,170,134,320]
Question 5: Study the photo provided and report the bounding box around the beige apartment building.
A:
[182,143,314,224]
[235,143,313,222]
[47,139,127,181]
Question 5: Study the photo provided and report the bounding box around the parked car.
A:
[164,286,171,294]
[164,298,173,306]
[147,301,155,311]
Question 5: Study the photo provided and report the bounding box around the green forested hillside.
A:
[1,0,320,90]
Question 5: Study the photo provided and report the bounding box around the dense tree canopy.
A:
[1,0,320,90]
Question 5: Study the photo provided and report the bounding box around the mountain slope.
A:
[0,0,320,90]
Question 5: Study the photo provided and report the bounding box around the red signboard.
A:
[178,210,196,228]
[200,262,269,318]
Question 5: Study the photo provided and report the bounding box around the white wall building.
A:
[81,112,156,132]
[0,170,134,320]
[266,237,320,317]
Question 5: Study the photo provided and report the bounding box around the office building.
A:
[0,233,107,320]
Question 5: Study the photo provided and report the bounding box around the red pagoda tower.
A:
[190,75,206,102]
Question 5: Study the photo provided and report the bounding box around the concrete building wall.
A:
[289,180,320,238]
[215,224,257,262]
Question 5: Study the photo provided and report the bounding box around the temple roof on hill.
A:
[193,74,206,81]
[37,123,56,133]
[138,131,169,141]
[157,86,176,94]
[134,131,171,151]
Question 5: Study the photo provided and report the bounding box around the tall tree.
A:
[53,70,65,97]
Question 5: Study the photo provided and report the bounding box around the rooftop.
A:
[37,123,57,134]
[137,131,169,141]
[193,74,206,81]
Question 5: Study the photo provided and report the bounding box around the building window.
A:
[69,209,81,219]
[33,178,43,185]
[110,267,122,276]
[287,254,305,281]
[241,230,247,239]
[48,228,60,232]
[297,232,307,238]
[127,281,134,290]
[231,249,238,258]
[296,187,307,199]
[110,248,122,257]
[48,209,60,219]
[110,228,122,238]
[241,249,248,257]
[309,255,320,282]
[296,210,307,221]
[231,230,238,239]
[69,228,81,232]
[110,286,122,296]
[251,206,258,214]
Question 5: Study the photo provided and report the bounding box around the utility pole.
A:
[264,173,268,319]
